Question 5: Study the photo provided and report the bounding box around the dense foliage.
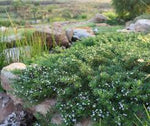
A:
[13,33,150,126]
[112,0,150,19]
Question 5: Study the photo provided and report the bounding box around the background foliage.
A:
[112,0,150,20]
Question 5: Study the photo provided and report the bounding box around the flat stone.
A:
[51,114,63,125]
[72,27,95,41]
[31,99,57,115]
[4,46,31,63]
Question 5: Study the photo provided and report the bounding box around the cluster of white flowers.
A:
[91,108,105,119]
[121,87,129,96]
[34,123,41,126]
[59,103,77,125]
[58,92,92,125]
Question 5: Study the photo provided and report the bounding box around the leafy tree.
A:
[112,0,150,20]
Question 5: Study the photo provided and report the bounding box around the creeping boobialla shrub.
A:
[13,33,150,126]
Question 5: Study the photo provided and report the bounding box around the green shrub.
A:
[112,0,150,20]
[0,20,11,27]
[102,11,125,25]
[80,14,87,19]
[13,33,150,126]
[0,19,25,27]
[74,14,87,20]
[0,6,10,13]
[62,10,72,19]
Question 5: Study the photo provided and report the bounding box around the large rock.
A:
[0,63,26,105]
[0,93,15,123]
[126,19,150,32]
[66,28,74,42]
[88,14,107,23]
[71,27,95,41]
[33,25,70,49]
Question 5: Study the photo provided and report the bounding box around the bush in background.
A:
[112,0,150,20]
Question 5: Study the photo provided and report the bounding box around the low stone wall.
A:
[4,46,31,63]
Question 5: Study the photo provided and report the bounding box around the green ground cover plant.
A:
[12,32,150,126]
[0,0,149,125]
